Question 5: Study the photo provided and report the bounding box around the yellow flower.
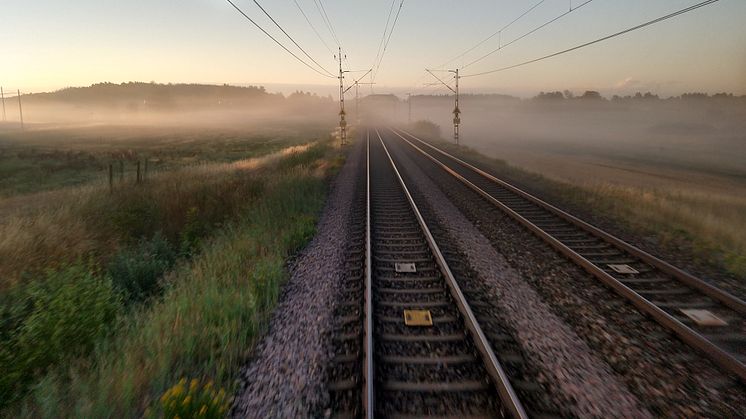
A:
[183,395,192,406]
[199,405,208,415]
[190,379,199,392]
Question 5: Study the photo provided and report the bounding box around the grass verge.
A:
[1,139,343,416]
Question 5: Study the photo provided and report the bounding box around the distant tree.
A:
[580,90,602,100]
[535,91,564,100]
[681,92,709,100]
[411,120,441,139]
[563,90,574,99]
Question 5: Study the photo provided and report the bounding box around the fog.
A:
[360,93,746,187]
[0,83,338,133]
[3,84,745,186]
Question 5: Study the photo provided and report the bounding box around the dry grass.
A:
[0,142,322,291]
[579,184,746,275]
[418,134,746,280]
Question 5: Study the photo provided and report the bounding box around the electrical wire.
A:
[224,0,334,78]
[461,0,595,69]
[313,0,341,47]
[373,0,405,81]
[250,0,335,76]
[436,0,547,69]
[292,0,334,55]
[463,0,720,78]
[372,0,398,76]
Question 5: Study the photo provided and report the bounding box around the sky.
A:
[2,0,745,97]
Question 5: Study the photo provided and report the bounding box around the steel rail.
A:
[397,128,746,315]
[376,129,529,419]
[363,130,374,418]
[391,128,746,382]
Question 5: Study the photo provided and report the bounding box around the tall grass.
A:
[18,174,328,418]
[0,144,316,290]
[0,140,342,416]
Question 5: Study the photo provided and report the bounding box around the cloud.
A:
[614,77,642,89]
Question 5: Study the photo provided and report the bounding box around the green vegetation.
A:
[0,263,121,407]
[0,129,343,416]
[107,233,177,302]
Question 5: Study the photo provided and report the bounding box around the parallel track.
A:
[391,128,746,382]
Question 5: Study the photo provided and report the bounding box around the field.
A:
[0,123,344,416]
[410,98,746,285]
[0,123,330,197]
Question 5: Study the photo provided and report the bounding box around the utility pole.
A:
[342,68,373,129]
[453,69,460,144]
[1,87,6,122]
[17,90,24,130]
[425,68,461,144]
[406,93,412,124]
[354,79,375,125]
[336,47,348,145]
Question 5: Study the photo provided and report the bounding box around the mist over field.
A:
[375,92,746,180]
[0,82,337,130]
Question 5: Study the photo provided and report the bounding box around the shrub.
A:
[410,119,442,139]
[107,233,177,302]
[0,264,121,407]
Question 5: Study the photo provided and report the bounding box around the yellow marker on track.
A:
[404,310,433,326]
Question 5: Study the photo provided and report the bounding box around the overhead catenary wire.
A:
[460,0,595,70]
[224,0,335,78]
[373,0,405,82]
[250,0,335,77]
[436,0,548,69]
[462,0,721,78]
[313,0,341,47]
[292,0,335,55]
[372,0,398,76]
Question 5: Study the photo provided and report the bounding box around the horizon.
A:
[10,80,746,101]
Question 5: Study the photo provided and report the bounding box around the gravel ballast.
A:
[393,136,746,417]
[387,138,651,418]
[232,140,364,418]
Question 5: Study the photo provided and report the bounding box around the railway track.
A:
[389,127,746,383]
[328,130,529,418]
